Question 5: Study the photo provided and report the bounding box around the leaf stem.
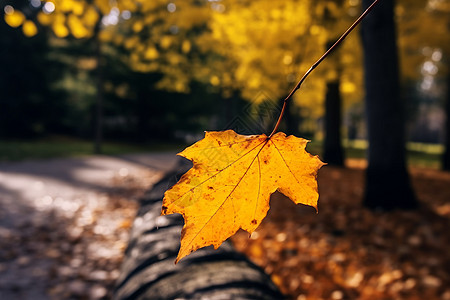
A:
[268,0,380,138]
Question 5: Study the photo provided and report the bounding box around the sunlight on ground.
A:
[0,153,177,298]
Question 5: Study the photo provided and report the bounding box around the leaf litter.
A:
[1,156,448,299]
[230,164,450,300]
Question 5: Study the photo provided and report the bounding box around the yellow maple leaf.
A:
[162,129,325,263]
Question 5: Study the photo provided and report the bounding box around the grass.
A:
[0,136,445,169]
[306,139,444,170]
[0,136,186,162]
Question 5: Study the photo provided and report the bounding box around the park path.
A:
[0,152,179,299]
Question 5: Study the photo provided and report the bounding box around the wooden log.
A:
[114,159,284,300]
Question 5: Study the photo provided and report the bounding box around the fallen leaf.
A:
[162,130,324,262]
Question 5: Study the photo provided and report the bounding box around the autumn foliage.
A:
[162,130,324,262]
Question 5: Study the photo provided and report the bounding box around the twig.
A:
[268,0,380,138]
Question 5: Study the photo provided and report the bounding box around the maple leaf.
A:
[162,129,325,263]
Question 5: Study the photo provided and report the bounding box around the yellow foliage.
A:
[293,75,326,117]
[98,28,113,42]
[182,40,191,53]
[210,75,220,86]
[82,6,99,28]
[144,46,159,60]
[37,12,52,26]
[52,22,69,38]
[136,1,161,12]
[93,0,111,15]
[341,81,356,94]
[11,0,366,112]
[283,54,293,65]
[204,0,367,122]
[171,5,210,29]
[162,130,324,262]
[31,0,99,39]
[209,1,319,102]
[160,36,172,49]
[68,15,89,38]
[22,20,38,37]
[397,0,450,81]
[132,21,144,33]
[155,75,189,93]
[117,0,138,12]
[5,0,212,95]
[124,36,139,50]
[59,0,81,14]
[4,10,25,28]
[167,53,182,65]
[72,2,85,15]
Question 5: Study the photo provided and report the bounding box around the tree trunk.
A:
[443,69,450,171]
[114,160,284,300]
[94,20,104,154]
[285,99,300,136]
[361,0,417,210]
[323,80,344,166]
[276,96,300,136]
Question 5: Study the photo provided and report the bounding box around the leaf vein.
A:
[182,139,269,250]
[171,138,267,205]
[271,139,302,186]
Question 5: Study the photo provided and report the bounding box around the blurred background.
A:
[0,0,449,299]
[0,0,448,165]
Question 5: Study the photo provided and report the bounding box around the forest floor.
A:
[0,154,448,299]
[231,159,450,300]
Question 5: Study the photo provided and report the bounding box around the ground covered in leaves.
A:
[1,157,448,300]
[231,162,450,300]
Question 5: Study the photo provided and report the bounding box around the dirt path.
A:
[0,152,179,299]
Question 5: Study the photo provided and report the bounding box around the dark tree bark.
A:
[322,36,345,167]
[323,80,344,166]
[276,96,300,136]
[93,18,104,154]
[284,98,300,136]
[114,160,284,300]
[443,69,450,171]
[361,0,417,210]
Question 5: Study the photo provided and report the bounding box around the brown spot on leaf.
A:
[251,219,257,225]
[178,175,192,185]
[161,205,168,214]
[207,186,214,190]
